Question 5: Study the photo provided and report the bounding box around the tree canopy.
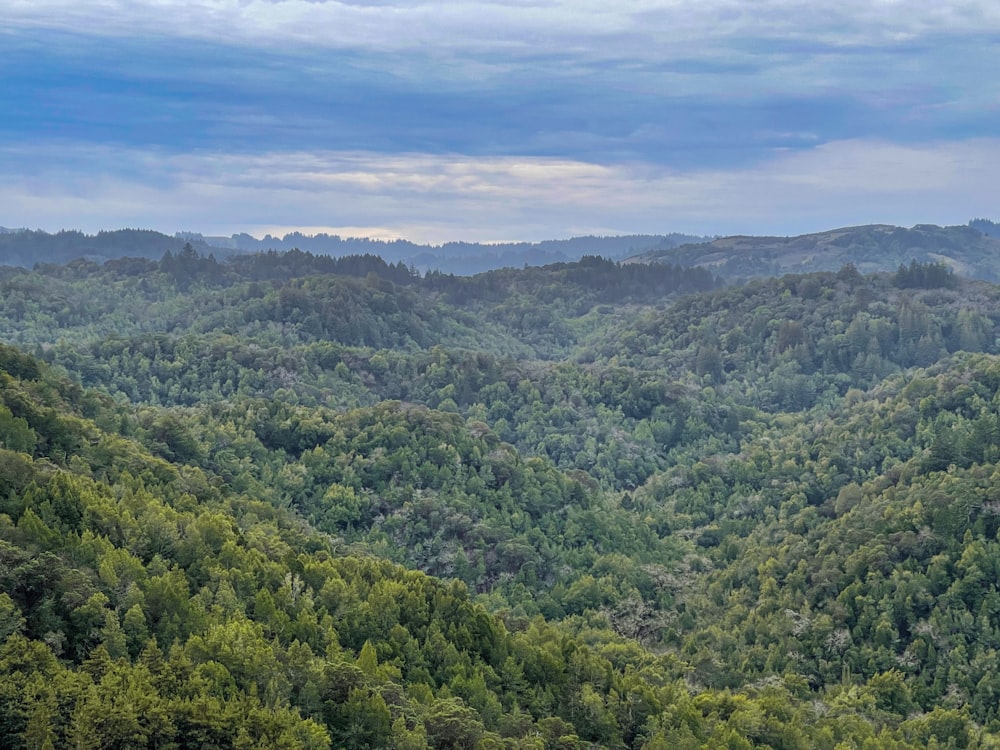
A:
[2,248,1000,748]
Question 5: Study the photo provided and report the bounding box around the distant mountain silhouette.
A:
[1,227,706,274]
[0,229,215,268]
[625,222,1000,281]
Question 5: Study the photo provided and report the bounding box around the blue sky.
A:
[2,1,999,242]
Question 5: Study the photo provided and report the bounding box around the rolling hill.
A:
[626,223,1000,282]
[3,243,1000,747]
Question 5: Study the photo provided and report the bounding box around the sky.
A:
[1,1,999,243]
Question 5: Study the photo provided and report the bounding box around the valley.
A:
[1,245,999,747]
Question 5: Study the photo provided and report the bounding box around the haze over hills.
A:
[188,231,708,275]
[626,222,1000,282]
[0,227,705,275]
[0,229,219,268]
[5,220,1000,280]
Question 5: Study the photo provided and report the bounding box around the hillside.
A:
[3,249,1000,746]
[627,223,1000,282]
[0,229,218,268]
[592,265,1000,410]
[0,227,706,276]
[203,232,708,275]
[0,345,698,748]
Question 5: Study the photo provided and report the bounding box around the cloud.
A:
[2,25,984,175]
[5,0,996,159]
[8,1,1000,57]
[3,4,995,240]
[1,139,997,242]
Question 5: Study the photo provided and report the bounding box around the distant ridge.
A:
[625,222,1000,282]
[0,228,216,268]
[183,230,707,274]
[0,227,707,274]
[6,222,999,279]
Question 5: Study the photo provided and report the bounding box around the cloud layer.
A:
[10,1,1000,53]
[2,1,997,240]
[4,139,997,242]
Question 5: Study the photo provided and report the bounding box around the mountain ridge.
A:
[0,227,707,276]
[7,221,1000,281]
[625,222,1000,281]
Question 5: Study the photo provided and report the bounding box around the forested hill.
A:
[627,223,1000,282]
[8,221,1000,280]
[0,229,219,267]
[0,227,705,275]
[202,231,708,275]
[0,251,718,358]
[0,344,696,748]
[5,249,1000,747]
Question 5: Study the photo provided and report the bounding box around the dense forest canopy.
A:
[3,244,1000,747]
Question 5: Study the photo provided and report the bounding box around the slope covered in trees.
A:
[628,223,1000,282]
[0,229,216,267]
[4,246,1000,747]
[2,344,996,749]
[0,227,706,275]
[594,265,1000,410]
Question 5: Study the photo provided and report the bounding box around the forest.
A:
[2,246,1000,748]
[0,229,705,276]
[629,222,1000,282]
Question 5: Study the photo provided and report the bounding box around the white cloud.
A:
[1,139,997,242]
[8,1,1000,56]
[7,0,995,148]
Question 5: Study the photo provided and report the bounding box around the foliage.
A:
[633,223,1000,282]
[4,247,1000,747]
[893,261,958,290]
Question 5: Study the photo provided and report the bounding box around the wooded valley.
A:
[1,247,999,748]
